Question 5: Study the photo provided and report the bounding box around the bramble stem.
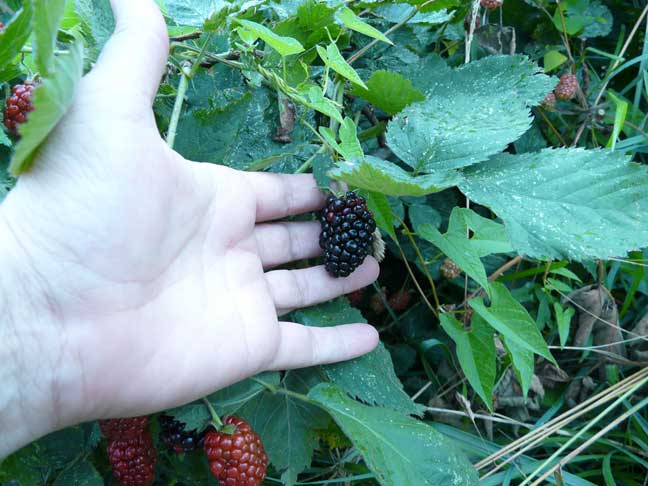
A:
[202,398,224,429]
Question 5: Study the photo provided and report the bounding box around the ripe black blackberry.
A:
[159,414,204,454]
[319,192,376,278]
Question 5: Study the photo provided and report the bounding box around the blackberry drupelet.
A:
[319,192,376,278]
[159,414,204,453]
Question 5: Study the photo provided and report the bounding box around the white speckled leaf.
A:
[386,56,553,173]
[459,148,648,260]
[309,384,479,486]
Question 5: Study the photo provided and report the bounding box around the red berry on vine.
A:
[370,287,387,315]
[481,0,503,9]
[554,73,578,101]
[3,83,35,133]
[99,416,149,441]
[204,416,268,486]
[388,289,414,312]
[347,287,367,307]
[107,432,157,486]
[542,92,557,109]
[319,192,376,278]
[0,22,4,30]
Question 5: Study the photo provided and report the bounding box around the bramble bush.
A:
[2,0,648,485]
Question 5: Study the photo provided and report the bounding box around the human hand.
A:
[0,0,378,457]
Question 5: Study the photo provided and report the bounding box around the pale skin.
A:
[0,0,379,458]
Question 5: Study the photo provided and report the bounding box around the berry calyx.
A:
[3,83,35,133]
[159,414,204,453]
[107,432,157,486]
[481,0,503,9]
[99,416,149,441]
[554,73,578,101]
[441,258,462,279]
[319,192,376,278]
[204,416,268,486]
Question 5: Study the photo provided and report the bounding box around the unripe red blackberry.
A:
[204,416,268,486]
[3,83,35,133]
[481,0,503,9]
[554,73,578,101]
[542,92,557,109]
[100,416,149,441]
[107,432,157,486]
[159,414,205,453]
[319,192,376,278]
[441,258,462,279]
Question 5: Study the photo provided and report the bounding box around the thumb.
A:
[88,0,169,107]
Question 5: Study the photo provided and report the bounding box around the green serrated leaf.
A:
[309,384,479,486]
[320,117,363,160]
[316,42,367,89]
[352,70,425,115]
[293,299,423,415]
[366,191,396,240]
[74,0,114,54]
[554,302,575,348]
[239,369,329,480]
[33,0,66,77]
[52,459,102,486]
[543,50,567,73]
[459,148,648,261]
[336,7,392,44]
[0,3,33,72]
[386,56,555,172]
[501,335,535,397]
[440,314,495,411]
[470,282,555,363]
[237,19,304,56]
[329,156,461,197]
[10,39,84,176]
[296,85,343,123]
[418,223,490,294]
[166,0,227,27]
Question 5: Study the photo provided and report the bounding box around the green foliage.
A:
[293,299,424,415]
[460,149,648,260]
[309,383,479,486]
[11,41,84,175]
[2,0,648,484]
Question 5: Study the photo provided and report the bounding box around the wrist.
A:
[0,207,77,458]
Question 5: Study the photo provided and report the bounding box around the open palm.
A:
[0,0,378,435]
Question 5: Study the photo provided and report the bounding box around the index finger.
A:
[243,172,327,222]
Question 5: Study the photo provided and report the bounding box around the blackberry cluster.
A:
[3,83,34,133]
[159,414,204,453]
[555,73,578,101]
[319,192,376,278]
[107,432,157,486]
[100,416,149,441]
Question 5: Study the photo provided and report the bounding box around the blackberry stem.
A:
[202,398,223,429]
